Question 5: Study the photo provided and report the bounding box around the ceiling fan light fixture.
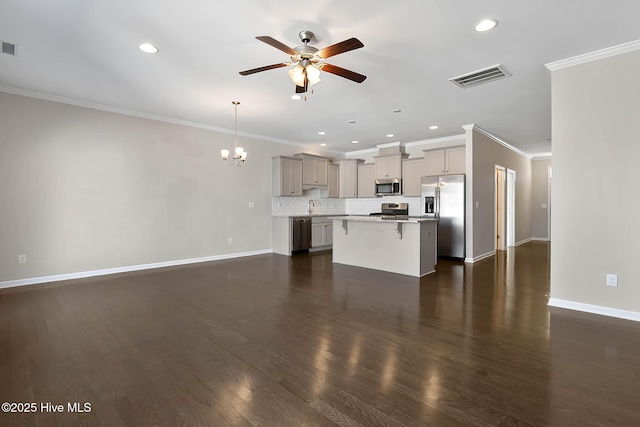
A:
[288,63,306,87]
[306,64,321,86]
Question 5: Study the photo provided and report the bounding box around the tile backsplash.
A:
[272,189,346,216]
[346,196,421,216]
[272,190,422,217]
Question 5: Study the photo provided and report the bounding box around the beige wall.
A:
[550,49,640,313]
[470,129,532,259]
[531,158,551,239]
[0,92,307,283]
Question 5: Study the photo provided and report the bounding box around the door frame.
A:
[494,165,506,251]
[506,169,516,247]
[547,165,552,240]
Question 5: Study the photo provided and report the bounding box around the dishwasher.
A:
[291,216,311,252]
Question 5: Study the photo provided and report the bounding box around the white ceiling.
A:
[1,1,639,155]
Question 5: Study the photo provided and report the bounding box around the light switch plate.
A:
[606,273,618,287]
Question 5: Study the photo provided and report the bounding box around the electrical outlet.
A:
[541,203,547,208]
[248,202,254,208]
[475,202,479,208]
[606,274,618,287]
[18,254,27,264]
[228,237,233,245]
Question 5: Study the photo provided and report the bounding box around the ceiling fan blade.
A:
[239,63,289,76]
[256,36,298,55]
[317,38,364,59]
[319,63,367,83]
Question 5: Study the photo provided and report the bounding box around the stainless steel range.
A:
[369,202,409,220]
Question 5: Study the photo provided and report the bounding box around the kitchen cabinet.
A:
[357,163,375,198]
[311,217,333,248]
[424,146,465,176]
[327,164,339,198]
[272,156,303,196]
[402,158,425,196]
[336,159,364,198]
[296,154,329,188]
[374,154,407,179]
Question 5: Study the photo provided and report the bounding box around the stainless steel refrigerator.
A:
[421,175,465,259]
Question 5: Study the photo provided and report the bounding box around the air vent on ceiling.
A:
[2,41,16,56]
[449,64,511,89]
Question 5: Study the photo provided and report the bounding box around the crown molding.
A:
[346,147,378,156]
[376,141,403,149]
[405,134,465,148]
[468,124,531,159]
[545,39,640,71]
[0,84,324,151]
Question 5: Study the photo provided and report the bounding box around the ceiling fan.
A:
[239,30,366,94]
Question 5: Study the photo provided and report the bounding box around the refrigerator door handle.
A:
[435,187,441,219]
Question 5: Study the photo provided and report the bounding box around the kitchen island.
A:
[329,216,438,277]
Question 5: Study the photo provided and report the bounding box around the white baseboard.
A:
[465,250,495,263]
[548,298,640,322]
[531,237,550,242]
[515,238,533,246]
[0,249,273,290]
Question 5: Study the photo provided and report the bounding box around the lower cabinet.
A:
[311,217,333,249]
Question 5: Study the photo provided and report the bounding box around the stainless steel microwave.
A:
[375,178,402,196]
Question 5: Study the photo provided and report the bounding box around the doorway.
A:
[548,166,552,240]
[495,167,505,251]
[495,166,516,251]
[506,169,516,247]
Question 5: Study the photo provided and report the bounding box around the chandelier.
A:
[220,101,247,166]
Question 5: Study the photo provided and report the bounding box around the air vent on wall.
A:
[2,41,16,56]
[449,64,511,89]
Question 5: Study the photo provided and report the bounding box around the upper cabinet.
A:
[272,156,303,196]
[336,159,364,198]
[327,164,339,198]
[374,154,408,179]
[295,154,329,188]
[357,163,375,198]
[402,158,425,196]
[424,146,466,176]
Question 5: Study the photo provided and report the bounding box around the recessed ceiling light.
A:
[139,43,159,54]
[318,131,326,135]
[352,140,359,144]
[320,143,327,146]
[347,120,356,124]
[291,94,302,100]
[429,125,439,130]
[392,109,402,113]
[475,19,498,32]
[386,134,394,138]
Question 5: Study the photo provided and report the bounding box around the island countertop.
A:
[328,215,438,223]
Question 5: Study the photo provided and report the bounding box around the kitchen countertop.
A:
[272,214,343,218]
[328,215,437,223]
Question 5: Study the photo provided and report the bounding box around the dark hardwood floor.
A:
[1,241,639,426]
